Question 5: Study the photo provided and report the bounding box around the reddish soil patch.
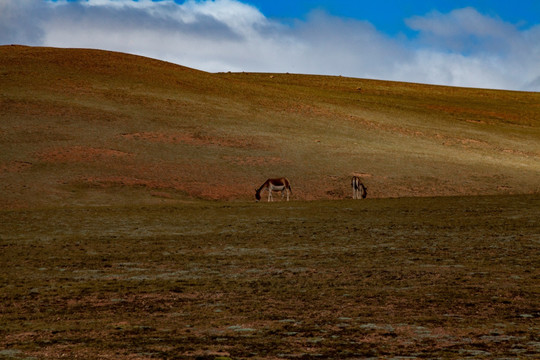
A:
[121,132,261,149]
[0,161,32,174]
[425,104,529,125]
[222,156,289,166]
[75,176,184,191]
[36,146,132,163]
[286,102,336,117]
[75,173,254,201]
[351,172,372,178]
[502,148,540,157]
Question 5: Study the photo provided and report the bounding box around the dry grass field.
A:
[1,46,539,359]
[1,195,539,359]
[1,45,539,207]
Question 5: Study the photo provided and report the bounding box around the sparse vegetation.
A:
[0,46,539,359]
[1,46,539,208]
[1,196,539,359]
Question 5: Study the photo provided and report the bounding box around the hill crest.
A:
[1,45,539,208]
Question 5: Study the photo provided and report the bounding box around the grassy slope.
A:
[1,45,539,208]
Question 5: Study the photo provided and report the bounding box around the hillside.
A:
[1,45,539,208]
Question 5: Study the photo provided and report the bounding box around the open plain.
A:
[1,195,539,359]
[1,46,539,359]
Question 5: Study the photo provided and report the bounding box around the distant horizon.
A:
[2,0,540,91]
[3,43,535,94]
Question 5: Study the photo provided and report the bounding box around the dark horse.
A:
[351,176,367,199]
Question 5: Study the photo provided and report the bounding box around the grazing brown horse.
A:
[351,176,367,199]
[255,177,292,202]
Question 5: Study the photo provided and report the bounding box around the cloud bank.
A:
[1,0,539,91]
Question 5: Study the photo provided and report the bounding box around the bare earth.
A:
[1,195,539,359]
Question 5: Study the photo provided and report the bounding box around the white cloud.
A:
[407,7,516,39]
[406,7,527,56]
[0,0,539,91]
[0,0,47,44]
[404,8,540,90]
[395,51,515,90]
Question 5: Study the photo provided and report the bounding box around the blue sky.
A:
[247,1,539,31]
[2,0,540,90]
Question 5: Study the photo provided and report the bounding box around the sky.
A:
[1,0,540,91]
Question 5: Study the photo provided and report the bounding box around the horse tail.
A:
[285,178,292,193]
[361,183,367,198]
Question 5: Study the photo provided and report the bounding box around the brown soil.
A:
[0,161,33,174]
[36,146,132,163]
[121,132,263,149]
[0,46,539,209]
[1,196,538,359]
